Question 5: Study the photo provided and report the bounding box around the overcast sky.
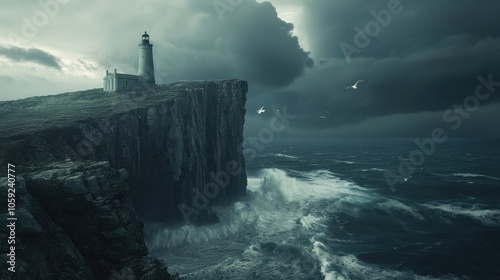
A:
[1,0,499,137]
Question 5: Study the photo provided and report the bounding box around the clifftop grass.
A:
[0,81,218,139]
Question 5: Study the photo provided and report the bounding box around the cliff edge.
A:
[0,80,248,223]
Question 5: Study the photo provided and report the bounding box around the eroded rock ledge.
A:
[0,160,180,280]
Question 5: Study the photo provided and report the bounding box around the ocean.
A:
[145,138,500,280]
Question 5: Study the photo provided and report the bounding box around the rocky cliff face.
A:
[0,80,248,224]
[0,80,248,279]
[0,160,178,280]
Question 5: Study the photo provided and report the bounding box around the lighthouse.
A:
[138,31,155,85]
[103,31,157,92]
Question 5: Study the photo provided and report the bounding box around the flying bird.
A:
[257,106,265,114]
[319,116,327,119]
[403,176,411,182]
[344,80,364,92]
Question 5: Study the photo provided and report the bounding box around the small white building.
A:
[103,69,139,92]
[103,32,156,92]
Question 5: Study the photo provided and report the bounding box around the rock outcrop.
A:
[0,160,179,280]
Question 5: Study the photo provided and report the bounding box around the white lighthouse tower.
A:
[138,31,155,85]
[103,31,156,92]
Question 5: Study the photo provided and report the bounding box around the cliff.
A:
[0,80,248,223]
[0,160,178,280]
[0,79,248,279]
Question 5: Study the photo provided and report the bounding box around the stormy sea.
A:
[145,138,500,280]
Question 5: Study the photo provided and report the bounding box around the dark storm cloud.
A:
[243,0,500,136]
[319,102,500,138]
[301,0,500,60]
[0,45,61,70]
[1,0,498,136]
[90,0,312,88]
[215,1,314,87]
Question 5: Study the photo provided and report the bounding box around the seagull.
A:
[403,176,411,182]
[344,80,365,92]
[257,106,265,114]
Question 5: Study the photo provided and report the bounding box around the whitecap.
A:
[451,173,500,181]
[378,200,425,220]
[334,160,356,165]
[360,168,386,172]
[300,214,326,231]
[309,237,439,280]
[146,168,366,251]
[420,203,500,226]
[269,153,299,159]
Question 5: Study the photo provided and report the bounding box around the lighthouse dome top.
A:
[142,31,150,43]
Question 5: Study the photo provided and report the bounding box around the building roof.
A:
[116,73,139,79]
[106,72,139,80]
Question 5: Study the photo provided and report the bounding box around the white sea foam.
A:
[145,203,256,248]
[360,168,386,172]
[451,173,500,180]
[421,203,500,226]
[334,160,356,165]
[147,167,463,280]
[256,168,365,204]
[378,200,425,220]
[431,172,500,181]
[242,244,263,258]
[300,214,326,231]
[311,239,344,280]
[269,153,299,159]
[309,237,440,280]
[146,168,364,250]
